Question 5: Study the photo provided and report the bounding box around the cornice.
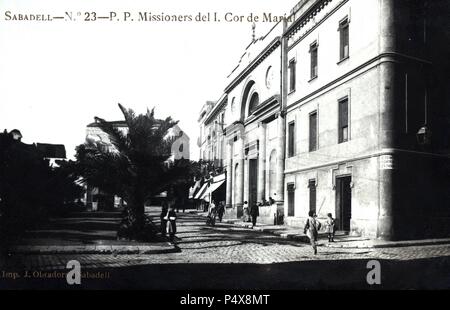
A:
[284,0,333,38]
[251,95,280,117]
[204,94,228,126]
[224,37,281,94]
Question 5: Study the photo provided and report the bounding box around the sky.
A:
[0,0,298,160]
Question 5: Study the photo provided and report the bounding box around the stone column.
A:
[225,140,233,208]
[243,159,249,205]
[257,122,266,202]
[276,19,288,208]
[377,0,398,241]
[235,137,245,217]
[275,112,286,204]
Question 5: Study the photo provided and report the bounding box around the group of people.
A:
[242,201,260,227]
[206,200,225,226]
[159,197,337,255]
[304,212,337,255]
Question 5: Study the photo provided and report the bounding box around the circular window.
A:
[231,97,235,113]
[265,66,274,89]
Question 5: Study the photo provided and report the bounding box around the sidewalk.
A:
[9,244,178,255]
[195,211,450,249]
[7,210,179,255]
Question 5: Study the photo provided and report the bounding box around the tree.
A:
[75,104,189,240]
[0,130,82,243]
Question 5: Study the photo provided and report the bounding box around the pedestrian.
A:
[217,201,225,222]
[269,196,275,205]
[166,204,177,243]
[304,211,322,255]
[325,213,336,242]
[250,202,260,227]
[207,200,217,226]
[160,201,169,237]
[243,201,250,222]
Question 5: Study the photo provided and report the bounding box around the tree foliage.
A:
[0,131,82,243]
[75,104,190,240]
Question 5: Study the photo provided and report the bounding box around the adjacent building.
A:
[84,119,190,210]
[198,0,450,240]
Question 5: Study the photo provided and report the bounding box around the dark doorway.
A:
[249,159,258,209]
[287,183,295,217]
[335,176,352,232]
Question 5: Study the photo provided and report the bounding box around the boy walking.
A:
[304,211,321,255]
[325,213,336,242]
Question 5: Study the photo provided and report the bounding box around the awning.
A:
[194,183,209,200]
[189,180,202,198]
[201,180,225,200]
[199,173,226,200]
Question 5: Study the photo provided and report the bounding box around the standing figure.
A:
[304,211,322,255]
[160,201,169,237]
[250,203,260,227]
[269,196,275,205]
[207,200,217,226]
[217,201,225,222]
[166,204,177,243]
[243,201,250,222]
[325,213,336,242]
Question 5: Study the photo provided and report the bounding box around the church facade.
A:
[198,0,450,240]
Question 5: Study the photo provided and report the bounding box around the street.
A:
[1,208,450,289]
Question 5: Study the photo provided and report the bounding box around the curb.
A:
[193,212,450,249]
[220,217,312,243]
[8,243,180,255]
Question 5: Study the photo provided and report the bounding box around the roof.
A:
[36,143,66,159]
[87,120,128,128]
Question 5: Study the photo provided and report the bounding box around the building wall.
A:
[199,0,450,240]
[286,0,381,105]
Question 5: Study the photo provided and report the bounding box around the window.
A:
[310,42,318,79]
[287,183,295,217]
[339,18,350,60]
[289,59,296,92]
[288,121,295,157]
[338,97,349,143]
[248,92,259,115]
[309,111,318,152]
[309,180,316,214]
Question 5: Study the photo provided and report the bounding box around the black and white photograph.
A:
[1,0,450,295]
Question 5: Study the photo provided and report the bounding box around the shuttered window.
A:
[339,97,349,143]
[339,18,350,60]
[289,59,296,92]
[288,121,295,157]
[310,42,318,79]
[287,183,295,217]
[309,111,318,152]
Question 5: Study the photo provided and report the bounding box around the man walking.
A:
[250,202,260,228]
[304,211,321,255]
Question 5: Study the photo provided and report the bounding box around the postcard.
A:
[1,0,450,296]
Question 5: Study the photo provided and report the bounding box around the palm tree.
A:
[75,104,188,240]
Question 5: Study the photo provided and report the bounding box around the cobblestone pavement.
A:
[2,210,450,289]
